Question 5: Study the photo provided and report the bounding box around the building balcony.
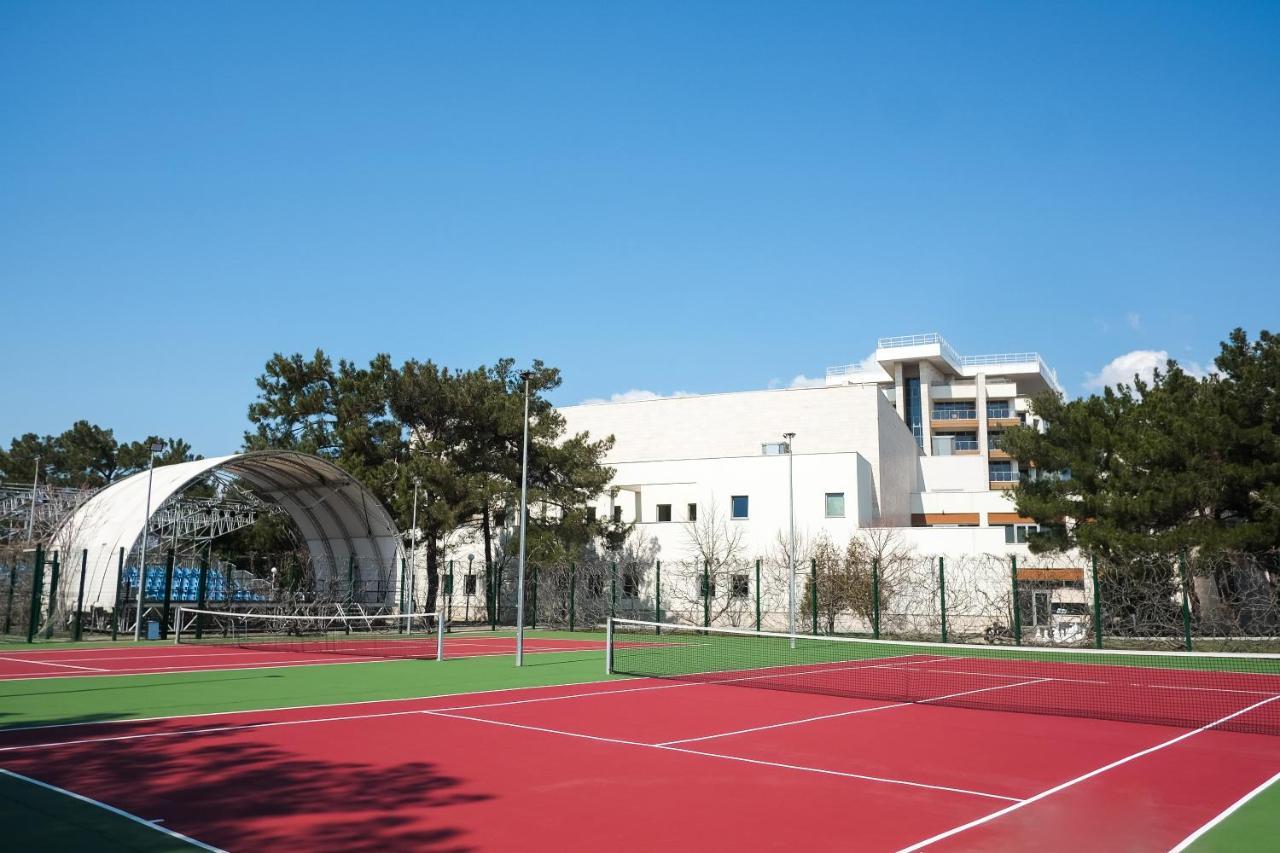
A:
[989,469,1018,490]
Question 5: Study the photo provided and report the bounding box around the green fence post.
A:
[938,557,948,643]
[1179,551,1193,652]
[871,558,880,640]
[160,549,175,640]
[654,560,661,635]
[111,547,124,641]
[400,558,408,614]
[2,560,16,635]
[568,563,576,632]
[225,561,233,604]
[27,545,44,643]
[489,561,497,631]
[755,559,762,632]
[74,549,88,641]
[46,551,60,622]
[610,562,617,621]
[447,560,454,632]
[196,555,209,641]
[1011,556,1022,646]
[1091,554,1102,649]
[810,558,818,634]
[347,554,356,607]
[530,565,537,629]
[703,559,710,628]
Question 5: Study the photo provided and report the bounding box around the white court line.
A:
[894,693,1280,852]
[902,660,1280,697]
[1169,767,1280,852]
[0,768,224,852]
[424,709,1020,803]
[0,656,109,672]
[657,677,1051,746]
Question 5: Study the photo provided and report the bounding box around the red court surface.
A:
[0,635,604,680]
[2,667,1279,851]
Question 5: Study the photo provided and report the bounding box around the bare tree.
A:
[671,498,750,626]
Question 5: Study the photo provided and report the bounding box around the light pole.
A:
[784,432,796,649]
[516,370,533,666]
[134,441,165,641]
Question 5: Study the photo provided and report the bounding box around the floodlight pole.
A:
[516,371,532,666]
[785,432,796,649]
[24,456,39,542]
[133,444,163,641]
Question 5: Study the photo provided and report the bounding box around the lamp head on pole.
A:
[150,441,165,454]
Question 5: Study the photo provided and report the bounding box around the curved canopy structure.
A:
[54,451,404,607]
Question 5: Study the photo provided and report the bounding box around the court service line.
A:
[1169,767,1280,852]
[0,656,109,672]
[0,769,225,852]
[423,709,1020,803]
[902,661,1280,697]
[894,693,1280,852]
[657,677,1051,746]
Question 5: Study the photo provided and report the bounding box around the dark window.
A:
[612,506,623,523]
[687,503,697,522]
[731,574,749,599]
[443,574,454,595]
[494,510,507,527]
[586,506,597,523]
[700,575,717,598]
[904,377,923,448]
[657,504,672,522]
[463,574,477,595]
[731,495,749,519]
[623,569,640,598]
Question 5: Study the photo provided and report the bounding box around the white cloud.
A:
[1084,350,1212,391]
[1127,312,1142,331]
[787,374,826,389]
[578,388,694,405]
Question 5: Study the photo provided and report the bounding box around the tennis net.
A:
[607,618,1280,735]
[175,608,445,660]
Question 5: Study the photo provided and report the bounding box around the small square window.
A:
[825,492,845,518]
[687,503,697,522]
[730,574,749,599]
[463,574,477,595]
[700,575,717,598]
[657,504,672,522]
[731,495,749,519]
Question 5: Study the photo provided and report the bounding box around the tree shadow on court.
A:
[1,722,490,851]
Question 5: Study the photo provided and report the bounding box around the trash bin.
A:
[147,620,160,641]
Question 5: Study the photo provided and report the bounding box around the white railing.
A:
[876,333,962,366]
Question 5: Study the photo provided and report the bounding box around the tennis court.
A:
[1,617,1278,850]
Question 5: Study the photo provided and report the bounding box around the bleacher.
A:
[121,566,268,602]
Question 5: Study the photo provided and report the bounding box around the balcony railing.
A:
[877,333,962,366]
[953,439,979,451]
[989,469,1019,482]
[986,405,1013,419]
[988,436,1006,451]
[932,408,976,420]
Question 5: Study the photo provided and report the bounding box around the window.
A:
[687,503,697,522]
[731,495,749,519]
[586,506,597,523]
[622,569,640,598]
[904,377,923,449]
[657,504,672,522]
[1004,523,1039,544]
[463,574,477,595]
[700,575,717,598]
[730,574,750,599]
[612,506,623,523]
[443,574,454,595]
[825,492,845,518]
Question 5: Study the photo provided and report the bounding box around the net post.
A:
[654,560,661,635]
[810,558,818,634]
[196,555,209,641]
[160,549,175,640]
[605,617,614,674]
[437,606,446,662]
[1091,554,1102,649]
[27,544,44,643]
[1011,555,1022,646]
[74,549,88,642]
[938,557,947,643]
[111,547,124,641]
[702,559,710,628]
[1179,550,1193,652]
[569,562,576,632]
[871,557,880,639]
[754,559,761,632]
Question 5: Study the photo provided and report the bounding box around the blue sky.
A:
[2,1,1277,456]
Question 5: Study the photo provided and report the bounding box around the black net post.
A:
[3,560,17,635]
[654,560,661,635]
[1179,551,1193,652]
[754,559,762,632]
[938,557,948,643]
[810,558,818,634]
[160,549,175,640]
[195,555,209,640]
[702,559,710,628]
[1011,556,1022,645]
[111,547,124,641]
[46,551,60,622]
[568,562,576,632]
[27,544,44,643]
[1091,554,1103,649]
[74,549,88,641]
[871,558,880,639]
